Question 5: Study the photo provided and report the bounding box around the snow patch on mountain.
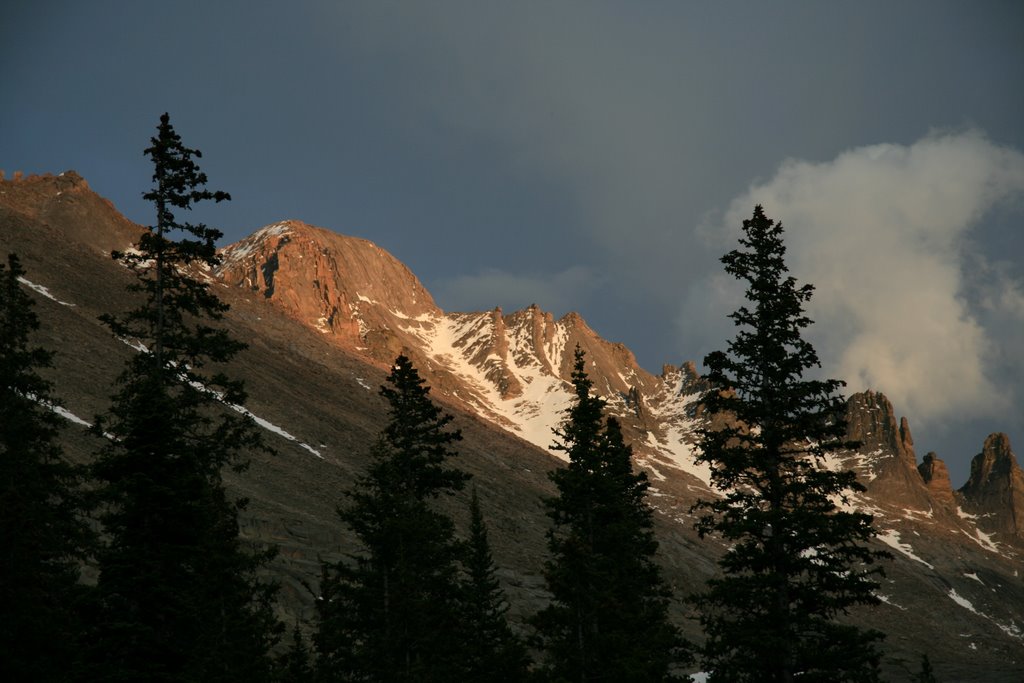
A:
[948,589,1023,640]
[641,421,711,488]
[877,528,934,568]
[109,333,324,458]
[876,593,908,611]
[392,307,713,487]
[48,402,91,427]
[220,221,292,266]
[17,276,76,307]
[961,527,1004,555]
[228,402,323,459]
[401,312,573,452]
[642,369,711,487]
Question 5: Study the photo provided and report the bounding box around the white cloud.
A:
[695,131,1024,428]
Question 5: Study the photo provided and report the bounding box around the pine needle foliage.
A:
[461,487,530,681]
[693,205,888,683]
[276,624,315,683]
[0,254,92,681]
[316,354,470,682]
[534,347,687,682]
[89,113,281,682]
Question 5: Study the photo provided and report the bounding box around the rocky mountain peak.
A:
[216,220,439,346]
[964,434,1017,486]
[918,452,955,506]
[843,390,934,509]
[845,390,915,461]
[959,433,1024,539]
[0,170,141,255]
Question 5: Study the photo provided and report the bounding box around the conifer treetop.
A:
[88,114,280,681]
[104,113,244,382]
[377,353,467,498]
[537,345,687,680]
[693,205,887,683]
[144,112,230,248]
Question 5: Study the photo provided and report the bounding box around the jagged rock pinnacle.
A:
[845,391,930,509]
[918,452,955,506]
[959,433,1024,538]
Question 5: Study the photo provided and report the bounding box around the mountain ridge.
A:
[218,216,1023,513]
[2,170,1023,681]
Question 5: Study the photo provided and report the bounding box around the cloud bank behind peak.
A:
[693,131,1024,431]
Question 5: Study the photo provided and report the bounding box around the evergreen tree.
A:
[316,354,470,682]
[915,654,938,683]
[461,486,530,682]
[89,113,281,682]
[276,624,314,683]
[0,253,92,681]
[534,347,686,682]
[693,206,888,683]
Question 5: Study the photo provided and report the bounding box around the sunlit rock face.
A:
[918,452,956,507]
[215,222,709,488]
[843,390,935,510]
[960,433,1024,539]
[216,219,438,346]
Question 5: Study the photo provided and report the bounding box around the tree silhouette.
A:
[693,205,888,683]
[90,113,281,682]
[316,354,470,682]
[461,486,530,681]
[0,253,92,681]
[534,347,686,681]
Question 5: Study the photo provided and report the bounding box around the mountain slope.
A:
[216,218,712,489]
[1,172,1022,681]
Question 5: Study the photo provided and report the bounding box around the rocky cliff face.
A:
[215,220,439,348]
[839,392,1023,534]
[959,433,1024,539]
[918,452,956,507]
[842,390,937,511]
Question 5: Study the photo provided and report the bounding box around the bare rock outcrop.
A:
[959,433,1024,539]
[846,390,915,460]
[844,390,931,509]
[216,220,439,348]
[918,452,956,507]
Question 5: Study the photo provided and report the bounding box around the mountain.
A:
[215,218,709,487]
[2,171,1022,681]
[960,433,1024,540]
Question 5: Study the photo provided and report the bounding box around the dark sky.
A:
[3,1,1022,486]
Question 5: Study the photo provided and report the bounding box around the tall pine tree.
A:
[693,205,888,683]
[461,487,530,682]
[534,347,686,682]
[0,253,92,681]
[89,113,281,682]
[276,623,314,683]
[315,354,470,682]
